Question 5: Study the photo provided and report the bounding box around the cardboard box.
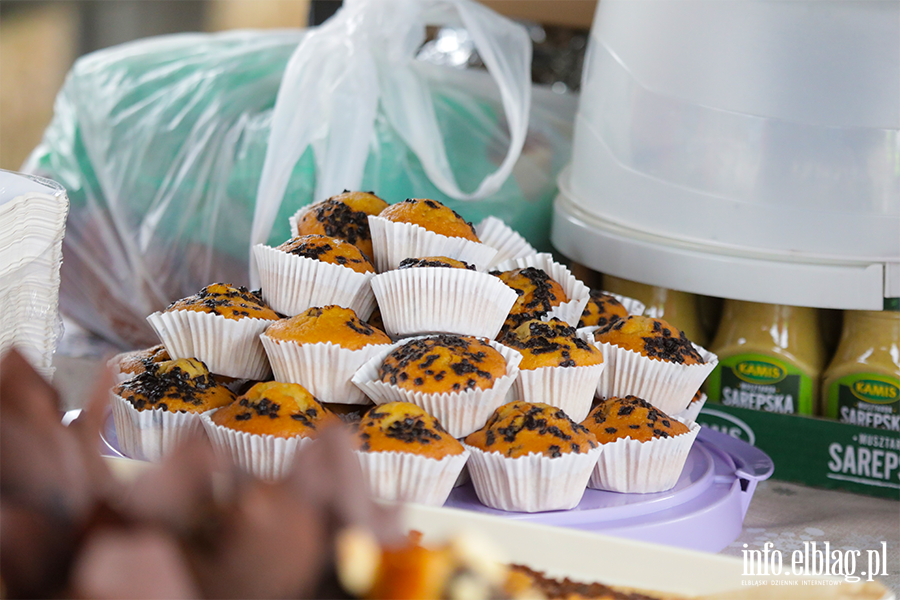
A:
[697,404,900,500]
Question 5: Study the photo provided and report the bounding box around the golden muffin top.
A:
[498,318,603,370]
[378,198,479,242]
[397,256,476,271]
[277,234,375,274]
[355,402,465,457]
[464,401,598,459]
[166,284,279,321]
[578,290,629,328]
[211,381,338,439]
[593,315,704,365]
[295,191,388,260]
[378,335,507,394]
[114,358,235,413]
[582,396,689,444]
[115,344,170,377]
[265,305,392,350]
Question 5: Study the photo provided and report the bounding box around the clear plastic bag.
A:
[24,2,576,348]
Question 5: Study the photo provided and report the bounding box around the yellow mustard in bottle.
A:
[822,310,900,431]
[602,275,707,347]
[706,300,825,415]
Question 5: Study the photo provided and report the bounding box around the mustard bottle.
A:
[602,275,707,347]
[821,310,900,431]
[706,300,826,415]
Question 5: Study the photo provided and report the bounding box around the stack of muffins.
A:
[110,190,718,512]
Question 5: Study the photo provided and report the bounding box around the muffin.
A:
[110,358,236,462]
[498,318,605,421]
[581,396,700,494]
[379,198,479,242]
[260,306,391,405]
[377,335,506,394]
[462,402,601,512]
[290,191,389,260]
[593,315,704,365]
[368,199,497,272]
[351,335,523,438]
[276,234,375,274]
[578,290,630,328]
[203,381,340,480]
[589,315,718,416]
[109,344,170,382]
[372,257,518,338]
[254,234,378,319]
[493,267,568,334]
[146,283,277,380]
[353,402,468,505]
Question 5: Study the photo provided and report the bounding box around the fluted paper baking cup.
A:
[367,216,498,272]
[200,410,314,481]
[589,419,700,493]
[146,309,272,380]
[601,290,646,317]
[288,203,315,238]
[109,392,207,462]
[351,337,523,438]
[253,243,376,319]
[260,334,388,405]
[674,392,707,427]
[510,362,606,423]
[494,253,590,327]
[464,444,602,512]
[371,267,518,339]
[355,449,469,506]
[475,216,538,269]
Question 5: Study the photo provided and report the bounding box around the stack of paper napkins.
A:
[0,170,69,379]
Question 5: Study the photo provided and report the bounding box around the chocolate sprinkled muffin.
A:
[465,401,598,458]
[499,318,602,370]
[378,198,479,242]
[277,234,375,274]
[265,305,391,351]
[578,290,629,328]
[113,358,235,413]
[113,344,170,378]
[378,335,506,394]
[211,381,339,438]
[594,315,704,365]
[295,191,388,260]
[355,402,464,458]
[397,256,476,271]
[493,267,568,333]
[166,283,279,321]
[582,396,689,444]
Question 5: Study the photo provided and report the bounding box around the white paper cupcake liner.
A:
[146,309,272,380]
[601,290,646,317]
[351,337,523,438]
[674,392,708,427]
[109,392,207,462]
[510,362,606,423]
[355,449,469,506]
[371,267,518,339]
[260,334,388,405]
[367,215,498,273]
[589,419,701,493]
[594,339,718,415]
[475,216,538,269]
[465,444,602,512]
[494,253,590,327]
[253,243,377,319]
[200,409,314,481]
[288,203,315,238]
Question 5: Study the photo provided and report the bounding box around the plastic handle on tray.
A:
[699,427,774,519]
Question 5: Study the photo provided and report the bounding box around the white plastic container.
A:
[552,0,900,309]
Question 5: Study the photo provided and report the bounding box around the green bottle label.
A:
[827,373,900,431]
[707,353,813,415]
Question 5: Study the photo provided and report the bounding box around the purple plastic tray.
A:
[94,413,772,554]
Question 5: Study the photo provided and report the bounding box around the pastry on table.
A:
[492,266,568,335]
[353,402,468,506]
[108,344,170,382]
[291,190,389,260]
[578,290,630,328]
[378,198,480,242]
[593,315,704,365]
